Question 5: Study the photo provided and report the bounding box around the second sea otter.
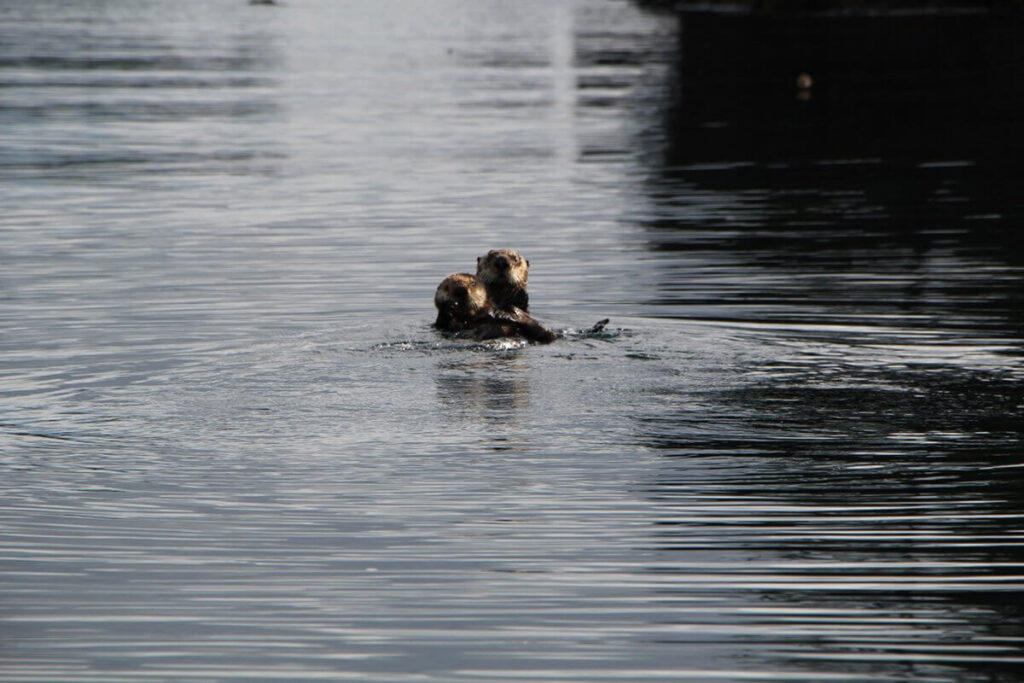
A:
[476,248,530,313]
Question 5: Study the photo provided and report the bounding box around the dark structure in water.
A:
[637,1,1023,9]
[624,0,1024,334]
[635,2,1024,169]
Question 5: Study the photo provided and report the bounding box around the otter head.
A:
[434,273,491,329]
[476,248,529,290]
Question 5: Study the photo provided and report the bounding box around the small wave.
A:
[374,324,622,353]
[373,337,531,353]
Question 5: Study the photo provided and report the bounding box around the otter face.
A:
[434,273,490,328]
[476,248,529,289]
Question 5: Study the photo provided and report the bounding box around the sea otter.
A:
[434,273,556,344]
[476,248,530,313]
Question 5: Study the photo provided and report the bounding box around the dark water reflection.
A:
[630,9,1024,680]
[636,10,1024,334]
[2,1,1024,681]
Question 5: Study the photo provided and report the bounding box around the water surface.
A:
[2,1,1023,681]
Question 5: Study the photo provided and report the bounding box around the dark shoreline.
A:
[637,1,1024,13]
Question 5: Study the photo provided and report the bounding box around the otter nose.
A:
[494,256,509,270]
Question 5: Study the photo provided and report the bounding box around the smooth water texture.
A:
[2,1,1023,681]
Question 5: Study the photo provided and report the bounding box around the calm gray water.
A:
[2,1,1023,681]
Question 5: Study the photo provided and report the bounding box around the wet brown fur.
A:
[476,248,530,312]
[434,272,555,344]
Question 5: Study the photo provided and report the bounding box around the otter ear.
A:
[526,259,530,267]
[477,256,482,266]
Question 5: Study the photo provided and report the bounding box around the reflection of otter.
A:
[477,248,530,312]
[434,273,556,344]
[435,358,531,432]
